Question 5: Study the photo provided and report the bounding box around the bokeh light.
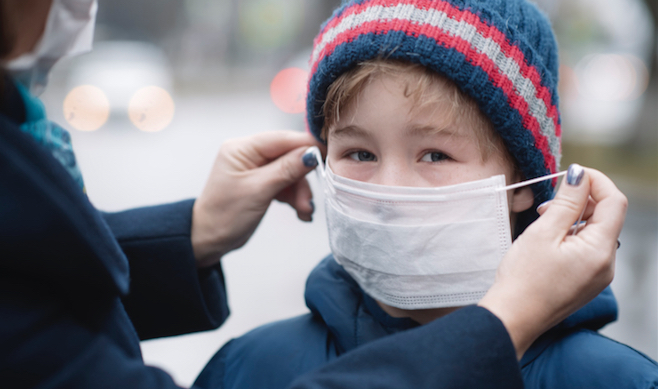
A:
[62,85,111,132]
[575,54,649,101]
[270,67,308,114]
[128,86,176,132]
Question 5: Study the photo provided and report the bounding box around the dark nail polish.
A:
[302,152,318,168]
[566,164,584,186]
[309,200,315,214]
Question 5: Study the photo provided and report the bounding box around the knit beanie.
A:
[306,0,562,214]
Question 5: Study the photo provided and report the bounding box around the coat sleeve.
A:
[0,272,216,389]
[288,306,524,389]
[102,200,230,340]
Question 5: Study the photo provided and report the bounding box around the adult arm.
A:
[0,113,197,388]
[103,200,230,340]
[0,127,320,388]
[0,273,192,389]
[102,131,319,339]
[289,305,523,389]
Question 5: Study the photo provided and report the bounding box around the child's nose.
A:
[372,161,415,187]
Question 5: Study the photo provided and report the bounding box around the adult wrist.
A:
[191,200,227,268]
[478,285,544,360]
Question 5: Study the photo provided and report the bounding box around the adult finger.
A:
[293,178,314,222]
[577,168,628,240]
[533,164,591,241]
[276,178,314,222]
[537,197,596,220]
[257,146,318,199]
[242,131,319,167]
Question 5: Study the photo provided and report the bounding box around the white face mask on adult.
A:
[306,146,564,310]
[6,0,98,95]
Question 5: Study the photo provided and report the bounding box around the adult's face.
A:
[1,0,53,61]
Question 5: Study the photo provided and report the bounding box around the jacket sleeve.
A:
[0,273,216,389]
[102,200,230,340]
[288,306,524,389]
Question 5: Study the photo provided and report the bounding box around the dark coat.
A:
[0,79,229,388]
[0,78,528,389]
[197,257,658,389]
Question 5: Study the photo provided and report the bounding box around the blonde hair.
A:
[321,59,514,165]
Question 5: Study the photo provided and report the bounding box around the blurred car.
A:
[65,40,173,117]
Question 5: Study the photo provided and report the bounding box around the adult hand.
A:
[191,131,321,268]
[479,164,627,359]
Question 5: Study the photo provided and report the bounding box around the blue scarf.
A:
[15,82,85,191]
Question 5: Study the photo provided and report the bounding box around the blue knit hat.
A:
[306,0,562,208]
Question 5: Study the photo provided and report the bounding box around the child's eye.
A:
[348,151,377,162]
[421,151,449,162]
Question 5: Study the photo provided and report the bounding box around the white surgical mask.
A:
[6,0,98,95]
[307,147,565,310]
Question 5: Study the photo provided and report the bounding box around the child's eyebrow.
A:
[330,125,372,140]
[407,125,464,138]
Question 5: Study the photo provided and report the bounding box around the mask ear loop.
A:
[500,171,567,192]
[501,170,588,236]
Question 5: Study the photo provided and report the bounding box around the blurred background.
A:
[39,0,657,386]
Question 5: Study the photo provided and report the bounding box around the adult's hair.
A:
[0,1,16,98]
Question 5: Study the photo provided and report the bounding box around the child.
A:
[196,1,658,388]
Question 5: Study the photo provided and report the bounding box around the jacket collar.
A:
[520,286,618,367]
[305,256,618,358]
[305,256,418,353]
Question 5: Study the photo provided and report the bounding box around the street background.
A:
[38,0,658,386]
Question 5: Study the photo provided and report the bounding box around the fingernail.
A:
[309,200,315,214]
[536,200,551,212]
[302,151,318,168]
[566,164,584,186]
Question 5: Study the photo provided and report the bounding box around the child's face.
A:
[325,72,534,323]
[327,73,518,190]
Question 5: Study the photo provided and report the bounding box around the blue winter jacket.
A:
[196,256,658,389]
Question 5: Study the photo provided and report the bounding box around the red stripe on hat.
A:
[453,8,562,137]
[312,18,556,174]
[313,0,561,137]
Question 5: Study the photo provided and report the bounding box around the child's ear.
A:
[511,186,535,213]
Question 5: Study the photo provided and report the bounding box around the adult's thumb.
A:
[258,146,317,197]
[535,164,591,239]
